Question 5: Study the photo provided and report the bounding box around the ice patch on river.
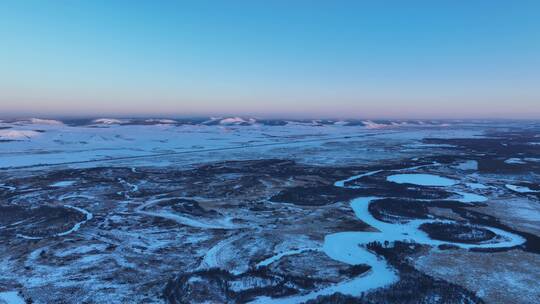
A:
[256,248,319,268]
[466,182,489,190]
[50,180,76,187]
[403,143,456,149]
[334,170,383,188]
[504,158,526,164]
[0,291,25,304]
[136,197,239,230]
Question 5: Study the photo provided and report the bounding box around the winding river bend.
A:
[252,171,526,304]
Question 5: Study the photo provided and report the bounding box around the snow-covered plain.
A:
[1,118,538,304]
[0,117,484,169]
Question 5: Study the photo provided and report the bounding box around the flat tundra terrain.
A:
[0,118,539,303]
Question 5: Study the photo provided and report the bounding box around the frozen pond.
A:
[387,173,457,186]
[506,184,538,193]
[454,191,487,203]
[466,182,488,189]
[454,160,478,170]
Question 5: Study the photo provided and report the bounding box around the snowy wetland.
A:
[0,118,539,303]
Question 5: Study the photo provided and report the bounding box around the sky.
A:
[0,0,539,119]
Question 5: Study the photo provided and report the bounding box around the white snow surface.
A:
[220,117,255,125]
[92,118,127,125]
[28,118,64,125]
[144,119,177,124]
[0,130,41,140]
[0,119,483,169]
[362,120,389,129]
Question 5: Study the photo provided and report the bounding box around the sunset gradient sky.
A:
[1,1,539,118]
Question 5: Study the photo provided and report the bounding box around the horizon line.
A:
[1,114,539,122]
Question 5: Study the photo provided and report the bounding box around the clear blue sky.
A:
[1,1,539,118]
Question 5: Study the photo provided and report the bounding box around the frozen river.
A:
[253,172,526,303]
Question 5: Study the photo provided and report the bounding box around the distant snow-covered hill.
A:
[0,116,470,168]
